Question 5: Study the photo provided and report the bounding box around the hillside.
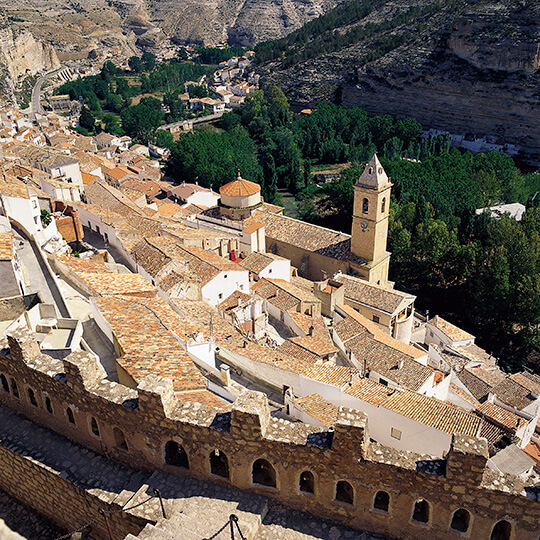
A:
[256,0,540,163]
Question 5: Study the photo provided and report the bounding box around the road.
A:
[30,65,65,117]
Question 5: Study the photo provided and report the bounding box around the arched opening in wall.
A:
[210,450,229,478]
[252,459,276,488]
[27,388,37,407]
[90,417,100,437]
[362,198,369,214]
[10,379,19,398]
[335,481,354,505]
[381,197,386,213]
[164,441,188,469]
[299,471,314,494]
[45,396,53,414]
[450,509,470,533]
[373,491,389,512]
[1,374,9,393]
[369,167,373,175]
[412,499,430,524]
[113,428,128,450]
[491,520,512,540]
[66,407,76,425]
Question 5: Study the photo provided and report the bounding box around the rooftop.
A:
[475,401,527,432]
[334,274,414,315]
[295,394,339,427]
[0,232,13,261]
[219,172,261,197]
[428,315,475,343]
[239,251,288,275]
[75,272,157,297]
[490,377,537,411]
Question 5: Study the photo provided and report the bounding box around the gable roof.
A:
[296,394,339,427]
[428,315,475,342]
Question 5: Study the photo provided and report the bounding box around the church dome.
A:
[219,171,262,212]
[220,171,261,198]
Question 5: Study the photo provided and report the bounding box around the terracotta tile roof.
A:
[219,175,261,197]
[175,389,229,410]
[479,420,510,446]
[131,237,172,277]
[180,244,239,273]
[242,222,264,234]
[305,365,359,387]
[510,372,540,396]
[94,295,206,393]
[0,232,13,260]
[523,441,540,467]
[345,377,393,405]
[278,340,321,364]
[75,272,157,297]
[383,391,481,437]
[448,382,480,408]
[217,290,252,311]
[335,275,414,315]
[239,252,274,274]
[55,255,111,273]
[250,209,352,261]
[465,364,506,388]
[252,278,319,306]
[451,343,494,365]
[290,275,315,292]
[457,369,492,402]
[81,172,100,185]
[428,315,474,342]
[157,202,184,217]
[296,394,339,427]
[251,279,300,311]
[490,377,537,411]
[334,307,432,391]
[475,401,527,432]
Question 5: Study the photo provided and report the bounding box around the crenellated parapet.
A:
[0,329,539,540]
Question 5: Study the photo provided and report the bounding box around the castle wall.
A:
[0,329,538,540]
[0,438,149,539]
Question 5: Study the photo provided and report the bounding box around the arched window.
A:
[369,167,373,175]
[491,520,512,540]
[412,499,430,523]
[381,197,386,213]
[27,388,37,407]
[373,491,389,512]
[299,471,314,494]
[45,396,53,414]
[210,449,229,478]
[1,374,9,393]
[66,407,76,425]
[252,459,276,488]
[164,440,188,468]
[450,509,470,533]
[90,417,100,437]
[10,379,19,398]
[113,427,128,450]
[362,198,369,214]
[335,481,354,505]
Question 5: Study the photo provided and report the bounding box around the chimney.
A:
[237,295,242,307]
[308,325,314,336]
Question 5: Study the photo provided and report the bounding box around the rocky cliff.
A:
[259,0,540,163]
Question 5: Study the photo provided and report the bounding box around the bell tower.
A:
[350,155,392,286]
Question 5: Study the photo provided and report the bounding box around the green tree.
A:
[154,129,174,149]
[129,56,143,73]
[79,106,95,132]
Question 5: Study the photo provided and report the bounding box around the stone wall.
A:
[0,439,148,539]
[0,328,538,540]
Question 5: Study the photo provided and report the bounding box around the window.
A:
[66,407,76,425]
[90,417,100,438]
[391,428,401,440]
[252,459,276,488]
[450,509,470,533]
[1,374,9,393]
[45,396,53,414]
[299,471,314,494]
[224,274,228,279]
[491,521,512,540]
[372,315,380,324]
[210,450,229,478]
[362,198,369,214]
[268,269,272,273]
[27,388,38,407]
[335,481,354,505]
[218,293,223,300]
[164,441,189,468]
[379,378,388,387]
[412,500,430,524]
[381,197,386,213]
[10,379,19,399]
[113,428,128,450]
[373,491,389,512]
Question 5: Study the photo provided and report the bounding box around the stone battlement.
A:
[0,328,539,540]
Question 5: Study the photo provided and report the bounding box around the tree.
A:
[102,113,123,135]
[263,154,278,203]
[129,56,143,73]
[142,52,156,71]
[121,103,164,143]
[79,106,95,132]
[154,129,174,149]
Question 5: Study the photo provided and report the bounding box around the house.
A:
[167,183,220,208]
[239,251,290,282]
[425,315,475,349]
[334,273,415,344]
[487,445,536,481]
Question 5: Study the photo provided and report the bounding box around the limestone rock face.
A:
[0,27,59,81]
